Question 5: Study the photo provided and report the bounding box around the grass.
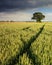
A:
[0,22,52,65]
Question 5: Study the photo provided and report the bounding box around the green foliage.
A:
[30,23,52,65]
[0,22,52,65]
[32,12,45,22]
[16,53,33,65]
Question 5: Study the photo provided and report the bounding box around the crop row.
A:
[15,23,52,65]
[0,22,44,65]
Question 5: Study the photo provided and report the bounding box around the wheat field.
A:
[0,22,52,65]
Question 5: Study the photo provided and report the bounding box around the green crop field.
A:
[0,22,52,65]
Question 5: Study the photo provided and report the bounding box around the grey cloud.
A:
[0,0,52,12]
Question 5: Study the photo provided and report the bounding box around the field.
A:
[0,22,52,65]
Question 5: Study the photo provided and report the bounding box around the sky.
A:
[0,0,52,21]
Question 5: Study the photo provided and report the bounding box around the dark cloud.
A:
[0,0,52,12]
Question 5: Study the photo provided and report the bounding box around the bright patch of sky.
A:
[0,7,52,21]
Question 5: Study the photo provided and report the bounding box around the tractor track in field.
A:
[22,26,34,32]
[5,24,45,65]
[22,26,30,30]
[20,25,45,54]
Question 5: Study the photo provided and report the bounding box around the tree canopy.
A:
[32,12,45,22]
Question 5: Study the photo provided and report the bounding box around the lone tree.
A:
[32,12,45,22]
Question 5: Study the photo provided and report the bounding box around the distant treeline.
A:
[0,21,16,22]
[0,21,35,22]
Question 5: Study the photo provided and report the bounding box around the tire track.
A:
[20,25,45,54]
[5,25,45,65]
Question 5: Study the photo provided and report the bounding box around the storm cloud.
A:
[0,0,52,12]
